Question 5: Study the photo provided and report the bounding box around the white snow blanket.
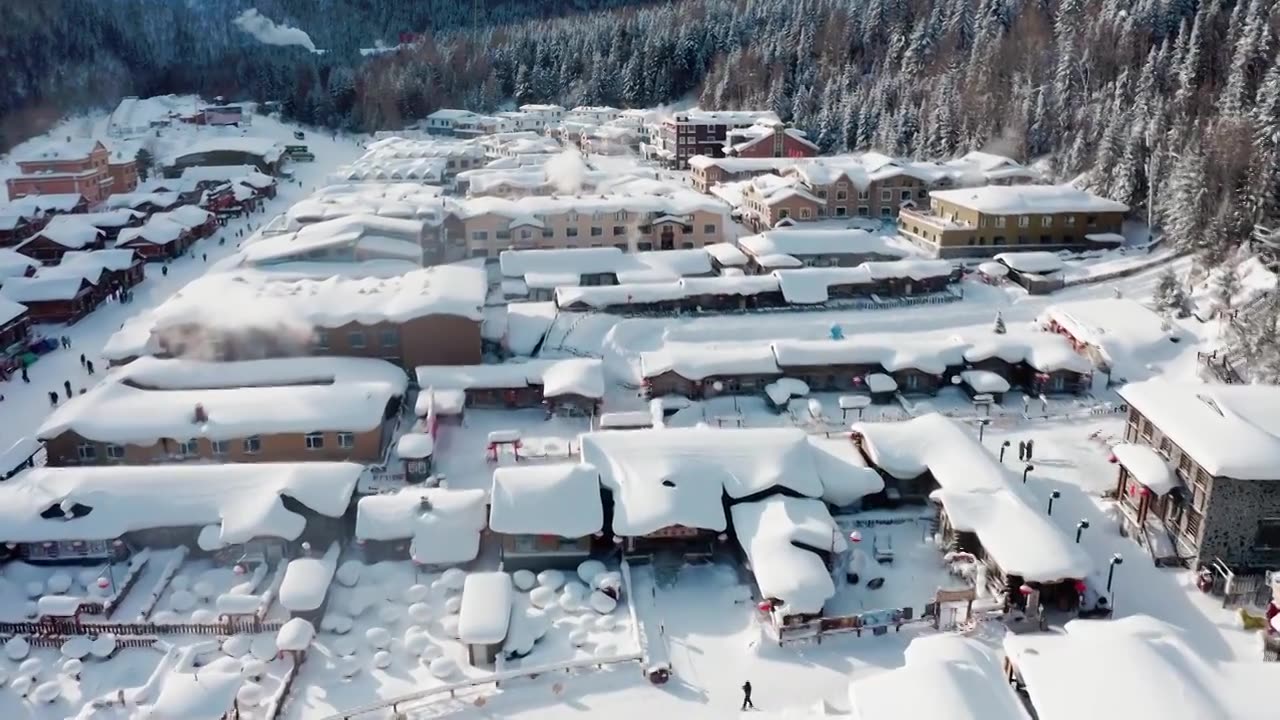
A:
[1043,298,1174,378]
[458,573,513,645]
[0,463,361,545]
[1004,615,1280,720]
[848,634,1028,720]
[854,414,1092,582]
[582,427,880,536]
[1117,381,1280,480]
[275,618,315,652]
[731,496,846,615]
[489,464,603,538]
[415,358,604,399]
[1110,443,1176,495]
[36,356,408,445]
[355,488,487,565]
[278,542,340,613]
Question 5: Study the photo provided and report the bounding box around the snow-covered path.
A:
[0,112,364,463]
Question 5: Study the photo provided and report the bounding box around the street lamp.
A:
[1000,440,1011,463]
[1022,464,1035,484]
[1047,490,1061,516]
[1075,519,1090,543]
[977,418,991,443]
[1106,553,1124,592]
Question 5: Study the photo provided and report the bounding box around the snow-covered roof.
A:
[993,251,1065,274]
[427,108,478,121]
[849,635,1029,720]
[459,572,513,645]
[26,216,102,248]
[0,249,38,280]
[118,217,186,246]
[731,495,845,615]
[640,341,781,380]
[499,247,624,277]
[238,214,424,266]
[0,294,26,327]
[0,462,361,544]
[453,190,727,220]
[109,262,486,357]
[960,369,1011,394]
[354,487,487,565]
[744,173,822,205]
[278,542,340,612]
[37,356,408,444]
[55,249,141,274]
[772,262,954,304]
[688,156,793,173]
[490,464,603,538]
[1111,443,1177,495]
[180,165,275,186]
[166,136,283,164]
[961,333,1093,374]
[854,414,1093,582]
[142,653,244,720]
[671,109,778,125]
[702,242,749,266]
[415,359,604,399]
[101,192,181,210]
[69,209,145,228]
[276,617,316,652]
[38,595,85,617]
[1004,615,1280,720]
[15,139,103,163]
[556,274,780,309]
[8,193,85,214]
[1043,298,1172,375]
[739,229,910,260]
[581,427,878,536]
[931,185,1128,215]
[396,432,434,459]
[150,205,213,230]
[0,275,92,302]
[1117,381,1280,480]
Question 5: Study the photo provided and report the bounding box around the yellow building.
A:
[898,185,1128,258]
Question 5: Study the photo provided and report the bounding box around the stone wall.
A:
[1197,477,1280,569]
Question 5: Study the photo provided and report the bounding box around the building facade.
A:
[454,206,728,257]
[6,141,137,206]
[897,186,1128,258]
[654,110,781,169]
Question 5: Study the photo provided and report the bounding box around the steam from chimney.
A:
[544,149,589,195]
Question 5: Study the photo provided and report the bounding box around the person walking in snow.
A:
[85,360,95,376]
[63,380,72,399]
[79,353,86,368]
[161,265,168,277]
[201,253,207,262]
[741,681,755,710]
[48,391,58,407]
[21,366,29,383]
[1025,439,1035,461]
[1018,440,1027,461]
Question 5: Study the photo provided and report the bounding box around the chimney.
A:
[193,403,208,423]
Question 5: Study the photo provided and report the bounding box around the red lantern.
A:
[1074,580,1087,594]
[849,531,862,543]
[757,601,773,613]
[1108,453,1117,464]
[97,577,111,589]
[233,564,246,575]
[1019,584,1034,595]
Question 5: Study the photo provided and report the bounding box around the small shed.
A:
[459,572,513,667]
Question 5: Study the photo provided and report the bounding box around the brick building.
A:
[6,140,137,206]
[650,110,781,170]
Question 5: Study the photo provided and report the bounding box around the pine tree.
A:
[992,312,1006,334]
[1211,263,1243,317]
[1152,266,1187,316]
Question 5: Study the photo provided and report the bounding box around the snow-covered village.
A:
[3,1,1280,719]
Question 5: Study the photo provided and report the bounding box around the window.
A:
[471,230,488,241]
[1183,508,1203,539]
[496,230,511,240]
[567,212,578,222]
[243,436,261,454]
[995,217,1007,228]
[615,210,628,221]
[880,207,892,217]
[1158,437,1171,457]
[1065,216,1077,227]
[211,439,229,456]
[1086,215,1098,225]
[520,229,532,240]
[542,228,554,238]
[858,206,869,216]
[77,443,97,461]
[800,208,812,219]
[637,241,653,251]
[1040,235,1052,244]
[778,209,790,219]
[900,190,911,201]
[1018,216,1030,228]
[315,329,329,350]
[816,190,827,199]
[880,189,891,201]
[835,207,847,217]
[305,432,325,450]
[836,190,848,201]
[681,242,694,249]
[178,439,199,457]
[703,224,716,234]
[380,327,399,348]
[613,225,625,236]
[348,330,366,349]
[1041,215,1052,227]
[566,227,579,237]
[337,432,355,449]
[588,226,602,237]
[858,189,869,200]
[1254,519,1280,549]
[106,444,125,460]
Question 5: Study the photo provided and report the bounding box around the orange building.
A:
[5,140,138,207]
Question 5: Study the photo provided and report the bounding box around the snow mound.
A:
[441,568,467,590]
[61,637,91,659]
[47,572,73,594]
[378,604,401,625]
[250,635,277,661]
[336,560,363,587]
[237,683,265,708]
[365,627,391,649]
[577,560,607,584]
[537,569,566,590]
[445,596,462,614]
[90,634,116,658]
[568,629,589,647]
[594,615,618,632]
[504,607,551,657]
[170,589,196,612]
[240,658,267,680]
[404,633,429,656]
[33,680,60,703]
[589,590,618,614]
[222,635,251,657]
[440,614,461,639]
[276,618,315,652]
[405,584,429,603]
[321,613,353,635]
[408,602,432,624]
[429,657,456,678]
[530,586,557,609]
[513,569,537,591]
[373,650,392,669]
